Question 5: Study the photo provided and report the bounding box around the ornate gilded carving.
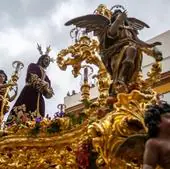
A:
[94,4,113,19]
[0,122,88,169]
[87,90,157,168]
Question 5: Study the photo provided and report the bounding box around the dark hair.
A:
[111,10,129,26]
[36,54,49,65]
[111,10,122,23]
[144,102,170,138]
[0,70,8,84]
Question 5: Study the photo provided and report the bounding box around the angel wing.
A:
[127,17,150,31]
[115,134,148,164]
[65,14,110,36]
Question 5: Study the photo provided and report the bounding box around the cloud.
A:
[0,0,170,117]
[0,0,62,28]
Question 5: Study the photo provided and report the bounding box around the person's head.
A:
[37,54,50,69]
[111,9,122,23]
[144,102,170,138]
[0,70,7,84]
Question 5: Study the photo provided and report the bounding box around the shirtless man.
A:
[143,102,170,169]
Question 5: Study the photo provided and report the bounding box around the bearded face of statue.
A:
[37,55,50,69]
[42,55,50,68]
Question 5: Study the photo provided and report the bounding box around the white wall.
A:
[64,86,99,108]
[163,92,170,104]
[142,30,170,78]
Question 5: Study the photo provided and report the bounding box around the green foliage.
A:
[29,120,61,136]
[46,121,61,134]
[89,151,99,169]
[67,112,87,125]
[66,99,90,126]
[77,113,87,124]
[82,99,92,108]
[29,122,41,136]
[67,113,77,125]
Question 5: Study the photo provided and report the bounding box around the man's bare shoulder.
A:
[145,138,160,149]
[143,138,160,168]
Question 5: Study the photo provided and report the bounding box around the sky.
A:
[0,0,170,117]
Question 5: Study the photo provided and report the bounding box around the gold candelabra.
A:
[57,36,111,106]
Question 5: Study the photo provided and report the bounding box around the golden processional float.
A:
[0,4,163,169]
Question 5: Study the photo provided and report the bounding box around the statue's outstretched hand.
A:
[153,47,163,61]
[9,82,17,86]
[155,54,163,62]
[151,41,162,47]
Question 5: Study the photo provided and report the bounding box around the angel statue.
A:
[65,4,163,93]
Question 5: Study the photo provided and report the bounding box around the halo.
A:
[110,5,126,12]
